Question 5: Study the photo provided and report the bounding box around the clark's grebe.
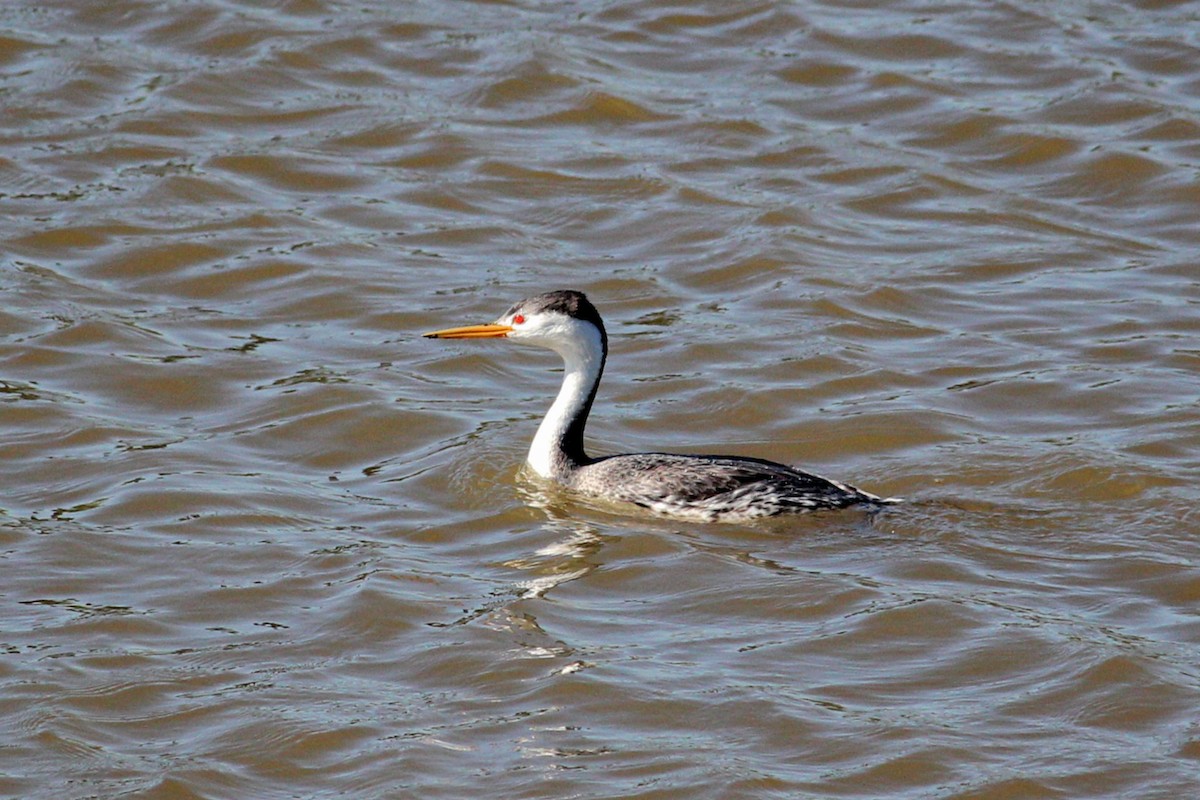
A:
[425,290,896,521]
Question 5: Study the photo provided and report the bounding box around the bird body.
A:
[567,452,884,520]
[425,290,895,522]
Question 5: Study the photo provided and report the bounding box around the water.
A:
[2,0,1198,797]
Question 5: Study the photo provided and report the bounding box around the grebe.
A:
[424,290,896,521]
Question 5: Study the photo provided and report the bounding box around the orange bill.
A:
[423,323,513,339]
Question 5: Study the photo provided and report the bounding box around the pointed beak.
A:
[423,323,514,339]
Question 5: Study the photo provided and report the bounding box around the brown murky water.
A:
[3,1,1199,797]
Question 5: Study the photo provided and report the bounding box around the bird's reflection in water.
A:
[506,481,605,600]
[432,483,604,639]
[471,485,604,674]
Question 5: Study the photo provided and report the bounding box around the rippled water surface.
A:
[3,0,1199,797]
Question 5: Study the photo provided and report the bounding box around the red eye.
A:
[513,314,525,325]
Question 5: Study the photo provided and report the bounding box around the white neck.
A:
[525,322,605,479]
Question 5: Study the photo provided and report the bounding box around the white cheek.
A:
[516,318,567,342]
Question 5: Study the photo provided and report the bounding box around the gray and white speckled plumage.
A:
[567,452,888,521]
